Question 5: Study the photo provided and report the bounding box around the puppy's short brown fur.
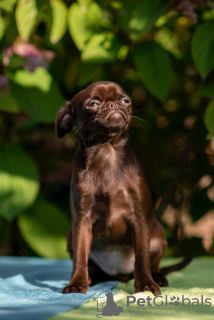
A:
[56,81,169,296]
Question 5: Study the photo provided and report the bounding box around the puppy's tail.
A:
[160,257,193,276]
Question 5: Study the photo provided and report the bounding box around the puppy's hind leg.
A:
[150,221,168,287]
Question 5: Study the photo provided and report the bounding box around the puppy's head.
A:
[56,81,132,140]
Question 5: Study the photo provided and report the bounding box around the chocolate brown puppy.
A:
[56,81,185,296]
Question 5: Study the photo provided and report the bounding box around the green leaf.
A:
[133,41,172,100]
[192,21,214,78]
[0,95,20,113]
[204,98,214,138]
[18,199,70,258]
[12,67,52,92]
[35,0,50,11]
[0,0,17,12]
[155,27,181,58]
[0,144,39,221]
[15,0,38,39]
[77,0,91,7]
[0,15,6,41]
[50,0,67,44]
[81,32,122,62]
[10,68,64,122]
[128,0,168,40]
[67,1,102,50]
[2,10,19,43]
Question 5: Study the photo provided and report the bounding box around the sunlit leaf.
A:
[15,0,38,39]
[204,98,214,138]
[0,144,39,221]
[0,0,17,12]
[77,0,91,7]
[67,1,102,50]
[18,198,70,258]
[81,32,122,62]
[12,67,52,92]
[0,15,5,41]
[134,41,172,100]
[0,95,20,113]
[10,68,64,122]
[50,0,67,44]
[155,27,181,58]
[192,21,214,78]
[128,0,168,40]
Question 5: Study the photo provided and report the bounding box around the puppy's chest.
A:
[80,145,126,188]
[90,189,133,239]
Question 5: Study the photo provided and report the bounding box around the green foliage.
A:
[198,83,214,97]
[0,15,5,40]
[18,198,70,258]
[134,41,172,100]
[15,0,38,40]
[0,0,214,257]
[82,32,122,62]
[10,68,64,122]
[50,0,67,44]
[0,95,20,113]
[0,144,39,221]
[128,0,169,40]
[204,98,214,138]
[192,21,214,78]
[67,1,102,50]
[12,67,51,90]
[0,0,17,12]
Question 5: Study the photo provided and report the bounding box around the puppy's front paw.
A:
[135,280,161,296]
[62,282,88,294]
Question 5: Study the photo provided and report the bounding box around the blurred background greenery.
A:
[0,0,214,259]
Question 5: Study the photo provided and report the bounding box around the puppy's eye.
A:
[121,99,130,104]
[89,101,99,107]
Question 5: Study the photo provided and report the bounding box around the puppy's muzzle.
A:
[105,102,127,124]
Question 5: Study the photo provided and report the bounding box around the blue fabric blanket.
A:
[0,256,119,320]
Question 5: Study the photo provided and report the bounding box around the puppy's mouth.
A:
[82,105,130,139]
[101,111,127,132]
[106,110,126,122]
[90,109,129,135]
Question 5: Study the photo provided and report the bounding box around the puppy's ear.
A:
[55,101,74,139]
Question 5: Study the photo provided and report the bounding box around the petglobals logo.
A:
[127,294,212,308]
[93,292,212,318]
[93,291,123,318]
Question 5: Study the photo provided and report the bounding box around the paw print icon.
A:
[170,296,180,306]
